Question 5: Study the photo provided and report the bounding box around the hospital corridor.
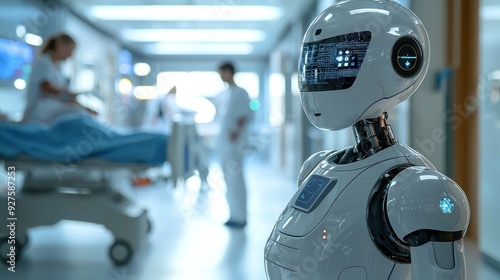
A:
[1,0,500,280]
[0,156,299,280]
[0,158,499,280]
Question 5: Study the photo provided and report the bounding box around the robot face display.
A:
[299,0,430,130]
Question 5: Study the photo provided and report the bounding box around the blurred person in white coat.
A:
[216,62,253,228]
[22,32,93,124]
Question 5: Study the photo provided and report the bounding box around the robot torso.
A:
[264,143,467,280]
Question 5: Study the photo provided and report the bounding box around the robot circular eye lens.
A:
[397,44,417,71]
[392,37,423,78]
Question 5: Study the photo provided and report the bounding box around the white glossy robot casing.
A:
[387,167,470,241]
[265,144,470,279]
[299,0,430,130]
[265,0,470,279]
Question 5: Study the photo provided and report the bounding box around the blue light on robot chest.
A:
[439,197,454,214]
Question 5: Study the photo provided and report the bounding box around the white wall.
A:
[64,12,121,124]
[478,5,500,265]
[409,0,449,173]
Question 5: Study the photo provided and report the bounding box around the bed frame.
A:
[0,117,201,266]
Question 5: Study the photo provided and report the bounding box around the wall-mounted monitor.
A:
[0,37,34,88]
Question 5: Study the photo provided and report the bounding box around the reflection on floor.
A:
[1,157,499,280]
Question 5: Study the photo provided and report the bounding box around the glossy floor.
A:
[1,157,499,280]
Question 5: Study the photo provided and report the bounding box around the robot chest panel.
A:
[277,157,408,238]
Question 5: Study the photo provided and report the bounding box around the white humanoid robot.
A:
[264,0,470,279]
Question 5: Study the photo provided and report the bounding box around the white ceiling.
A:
[66,0,316,58]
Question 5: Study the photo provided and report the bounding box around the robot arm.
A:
[386,166,470,280]
[409,238,466,280]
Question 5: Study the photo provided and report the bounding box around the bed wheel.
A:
[109,239,133,266]
[0,236,24,264]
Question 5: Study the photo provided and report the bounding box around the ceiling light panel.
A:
[88,5,283,21]
[122,29,266,42]
[145,42,254,55]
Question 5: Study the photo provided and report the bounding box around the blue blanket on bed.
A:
[0,115,168,164]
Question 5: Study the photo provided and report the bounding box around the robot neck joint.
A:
[353,113,397,159]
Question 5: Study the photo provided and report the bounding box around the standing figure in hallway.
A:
[264,0,470,279]
[216,62,253,228]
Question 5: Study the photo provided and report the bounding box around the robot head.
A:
[299,0,430,130]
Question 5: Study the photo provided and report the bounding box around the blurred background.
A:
[0,0,499,279]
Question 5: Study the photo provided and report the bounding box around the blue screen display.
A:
[293,175,337,213]
[0,38,33,84]
[299,31,371,92]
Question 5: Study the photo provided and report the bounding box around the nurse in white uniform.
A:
[23,32,89,124]
[216,62,253,228]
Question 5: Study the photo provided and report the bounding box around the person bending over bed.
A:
[0,114,168,165]
[22,32,95,124]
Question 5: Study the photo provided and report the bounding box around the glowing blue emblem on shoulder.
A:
[439,197,454,214]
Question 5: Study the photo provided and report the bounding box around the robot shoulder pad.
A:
[297,150,332,188]
[386,166,470,245]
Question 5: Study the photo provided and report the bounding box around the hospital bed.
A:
[0,116,200,266]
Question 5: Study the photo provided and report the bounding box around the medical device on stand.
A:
[264,0,470,279]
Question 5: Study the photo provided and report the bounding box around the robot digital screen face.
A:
[299,31,371,92]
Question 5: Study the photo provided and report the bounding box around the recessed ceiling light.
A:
[134,63,151,76]
[24,33,43,46]
[121,29,266,43]
[88,5,283,21]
